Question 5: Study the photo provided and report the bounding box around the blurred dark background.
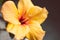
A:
[0,0,60,40]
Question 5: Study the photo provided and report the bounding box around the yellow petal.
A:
[1,1,20,24]
[26,6,42,17]
[6,23,30,39]
[21,0,34,11]
[18,1,25,19]
[27,6,48,24]
[26,20,45,40]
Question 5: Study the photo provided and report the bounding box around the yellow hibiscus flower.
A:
[1,0,48,40]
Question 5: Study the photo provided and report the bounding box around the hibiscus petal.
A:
[26,6,42,17]
[27,6,48,24]
[6,23,30,39]
[22,0,34,11]
[1,1,20,24]
[26,20,45,40]
[18,1,25,19]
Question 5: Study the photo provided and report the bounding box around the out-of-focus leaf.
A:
[0,0,3,5]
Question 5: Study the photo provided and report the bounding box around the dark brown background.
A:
[0,0,60,40]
